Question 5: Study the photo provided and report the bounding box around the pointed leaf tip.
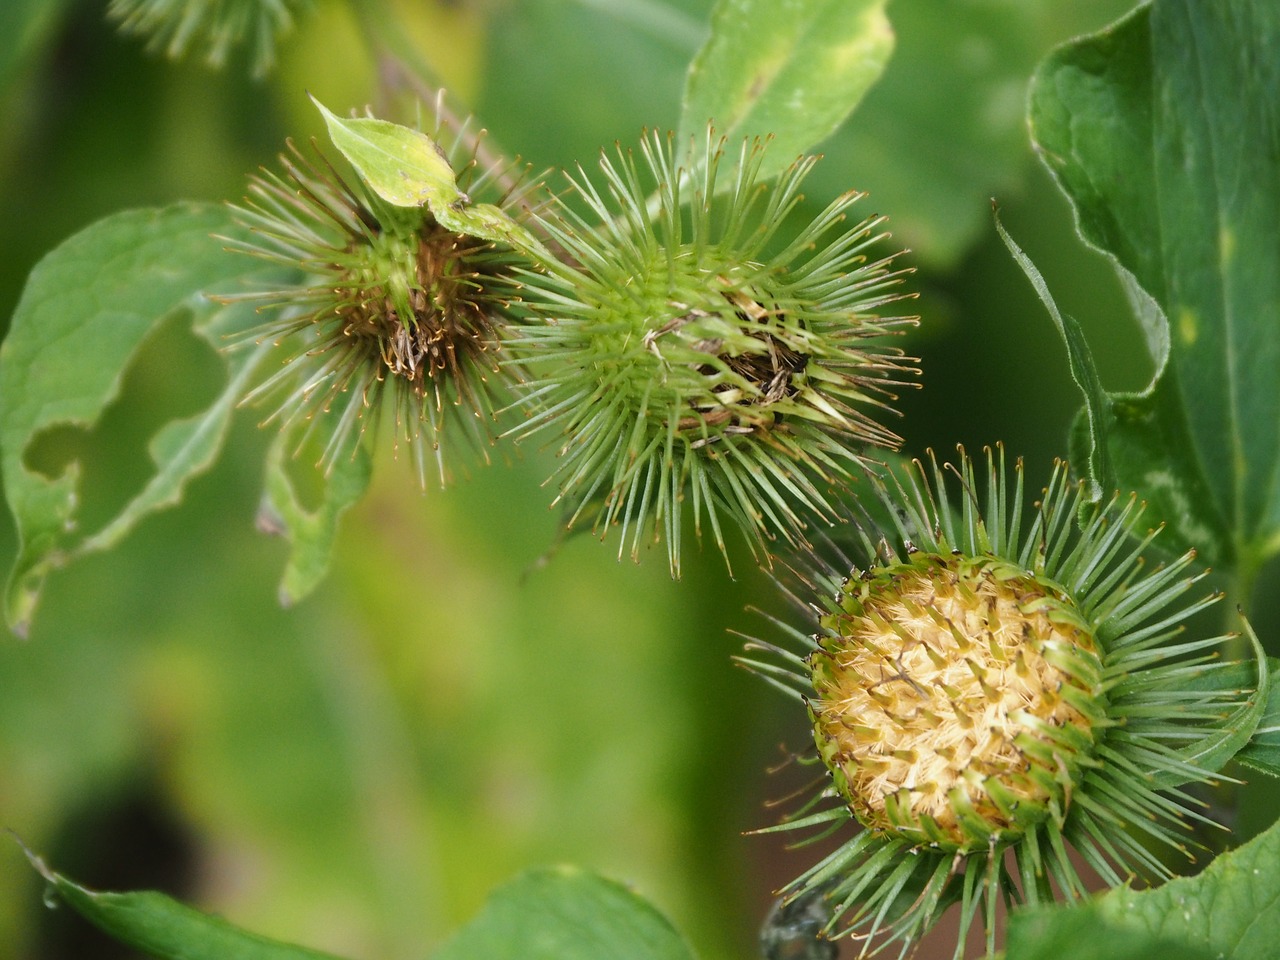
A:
[17,846,352,960]
[311,97,542,251]
[312,94,459,209]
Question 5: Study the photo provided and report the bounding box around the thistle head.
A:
[813,550,1105,852]
[742,446,1247,957]
[107,0,309,76]
[226,112,533,484]
[506,129,919,575]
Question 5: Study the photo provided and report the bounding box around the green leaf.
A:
[1005,901,1213,960]
[993,208,1114,503]
[17,841,350,960]
[431,866,697,960]
[796,1,1135,270]
[1154,618,1269,786]
[1237,655,1280,778]
[74,309,271,560]
[1029,0,1280,570]
[1151,650,1280,780]
[0,204,264,637]
[312,97,538,250]
[679,0,892,177]
[1006,815,1280,960]
[257,426,372,607]
[313,97,459,208]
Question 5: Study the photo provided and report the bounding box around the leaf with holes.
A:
[0,204,271,636]
[257,425,372,608]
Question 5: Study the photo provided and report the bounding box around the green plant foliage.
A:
[1029,0,1280,574]
[1005,909,1213,960]
[432,866,696,960]
[259,429,372,607]
[19,852,695,960]
[1005,816,1280,960]
[311,99,539,249]
[18,841,350,960]
[1105,644,1280,782]
[0,199,380,633]
[994,210,1114,503]
[1240,692,1280,777]
[4,1,1279,958]
[680,0,892,178]
[0,205,268,635]
[1151,619,1270,788]
[314,99,461,208]
[801,0,1134,269]
[1181,656,1280,779]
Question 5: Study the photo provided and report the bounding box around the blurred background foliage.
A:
[0,1,1179,958]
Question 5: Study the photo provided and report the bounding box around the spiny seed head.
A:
[811,552,1105,851]
[741,446,1252,958]
[506,128,919,576]
[107,0,308,76]
[225,115,533,485]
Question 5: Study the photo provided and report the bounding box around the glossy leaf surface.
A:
[1029,0,1280,571]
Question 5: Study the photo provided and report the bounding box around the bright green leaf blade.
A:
[258,425,372,607]
[431,866,697,960]
[1029,0,1280,568]
[0,204,256,636]
[313,96,460,208]
[994,209,1114,502]
[439,202,543,255]
[1007,815,1280,960]
[679,0,893,176]
[1067,383,1231,565]
[18,843,350,960]
[312,97,539,249]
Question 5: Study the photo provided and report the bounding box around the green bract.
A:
[743,447,1251,958]
[506,130,918,576]
[225,115,535,485]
